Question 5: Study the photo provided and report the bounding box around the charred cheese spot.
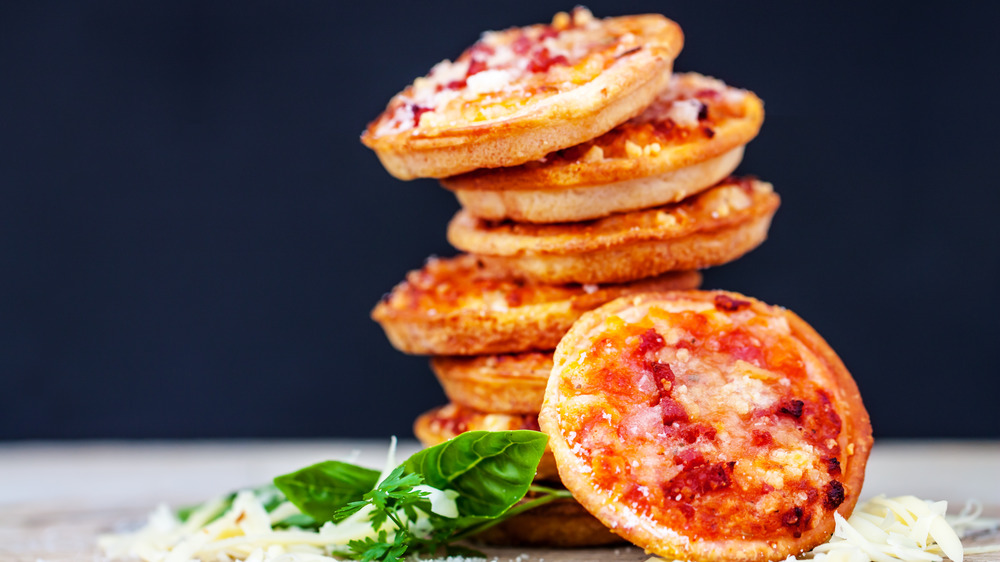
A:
[824,480,846,509]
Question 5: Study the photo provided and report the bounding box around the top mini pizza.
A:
[361,8,684,179]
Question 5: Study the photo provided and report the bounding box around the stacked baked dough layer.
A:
[365,8,779,547]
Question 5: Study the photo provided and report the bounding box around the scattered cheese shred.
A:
[646,495,999,562]
[98,490,365,562]
[795,495,990,562]
[98,438,427,562]
[102,482,999,562]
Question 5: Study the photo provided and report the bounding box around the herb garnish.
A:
[269,430,572,561]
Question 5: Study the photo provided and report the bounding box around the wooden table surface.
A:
[1,439,998,561]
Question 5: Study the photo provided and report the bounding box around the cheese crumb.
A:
[552,11,571,29]
[625,140,643,158]
[666,99,703,127]
[655,211,678,227]
[466,69,512,94]
[582,145,605,162]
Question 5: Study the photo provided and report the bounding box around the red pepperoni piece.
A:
[664,461,733,501]
[714,294,751,312]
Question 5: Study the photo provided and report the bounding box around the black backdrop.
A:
[2,2,998,440]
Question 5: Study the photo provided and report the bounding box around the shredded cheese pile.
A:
[102,481,998,562]
[98,439,458,562]
[99,490,365,562]
[791,495,986,562]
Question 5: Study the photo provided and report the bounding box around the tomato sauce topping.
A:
[384,255,607,313]
[556,297,847,542]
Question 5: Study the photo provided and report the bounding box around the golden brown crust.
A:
[371,254,701,355]
[413,403,559,481]
[450,146,744,223]
[361,9,683,179]
[471,495,625,547]
[441,73,764,222]
[447,178,780,284]
[538,291,873,562]
[431,351,554,414]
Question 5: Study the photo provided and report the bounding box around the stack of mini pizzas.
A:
[364,8,780,547]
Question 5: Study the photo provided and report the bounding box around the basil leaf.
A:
[274,460,381,523]
[403,430,547,518]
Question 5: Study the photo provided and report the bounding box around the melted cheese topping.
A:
[379,254,603,313]
[635,72,749,125]
[424,403,540,437]
[370,8,651,137]
[377,255,698,316]
[555,295,848,542]
[536,72,755,164]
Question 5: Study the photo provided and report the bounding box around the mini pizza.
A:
[472,493,624,547]
[430,351,553,414]
[441,72,763,223]
[371,254,700,355]
[414,403,558,481]
[538,291,872,562]
[447,177,779,285]
[361,8,683,179]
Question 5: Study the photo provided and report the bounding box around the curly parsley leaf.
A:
[347,530,409,562]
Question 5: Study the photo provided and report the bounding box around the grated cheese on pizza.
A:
[370,7,653,138]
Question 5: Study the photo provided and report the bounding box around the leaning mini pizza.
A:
[539,291,872,562]
[442,72,764,223]
[362,8,683,179]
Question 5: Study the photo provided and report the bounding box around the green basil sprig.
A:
[271,430,569,561]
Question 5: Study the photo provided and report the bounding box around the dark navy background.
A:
[2,2,998,439]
